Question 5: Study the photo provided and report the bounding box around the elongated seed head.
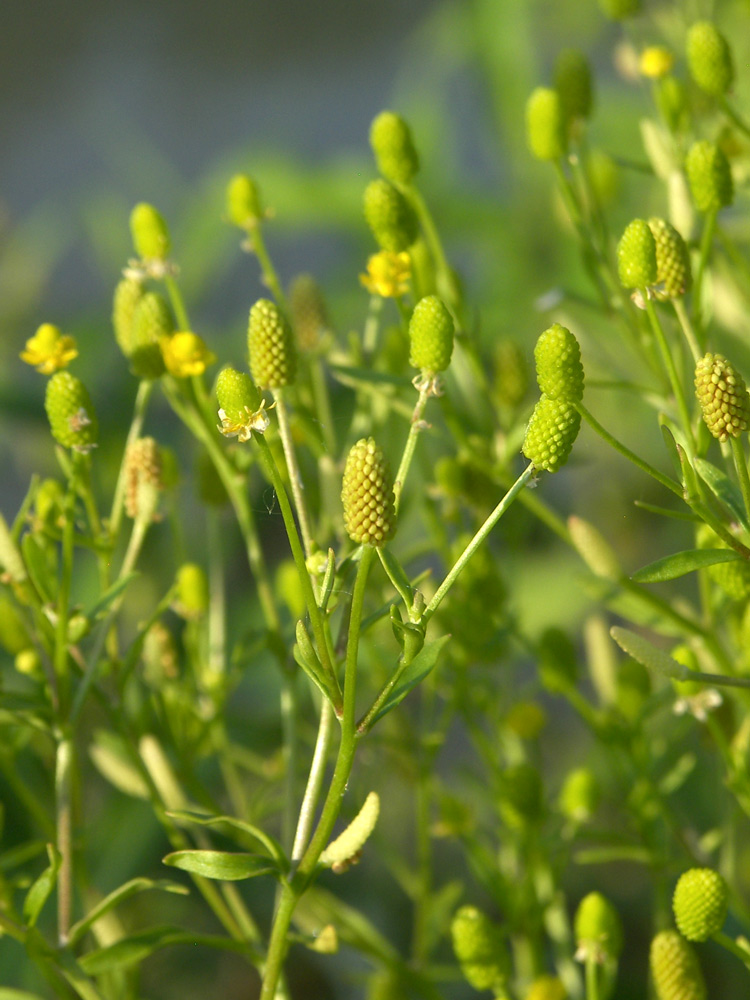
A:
[534,324,584,402]
[130,202,170,261]
[226,174,262,228]
[673,868,728,941]
[648,218,692,299]
[408,295,454,373]
[617,219,657,289]
[363,179,418,253]
[695,353,750,441]
[526,87,567,161]
[112,277,144,357]
[687,21,734,97]
[124,437,164,520]
[248,299,297,389]
[522,395,581,472]
[341,437,395,546]
[685,140,733,213]
[45,372,98,452]
[216,367,261,423]
[369,110,419,185]
[174,563,208,620]
[450,905,507,993]
[650,930,706,1000]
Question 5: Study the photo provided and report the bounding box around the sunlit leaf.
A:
[631,548,741,583]
[162,849,277,881]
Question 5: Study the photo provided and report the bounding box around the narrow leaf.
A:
[21,534,55,604]
[694,457,750,531]
[633,500,698,522]
[85,572,139,621]
[79,926,258,975]
[631,548,741,583]
[23,844,60,928]
[162,849,277,881]
[0,989,49,1000]
[68,877,189,947]
[166,811,287,867]
[377,547,413,608]
[369,634,451,727]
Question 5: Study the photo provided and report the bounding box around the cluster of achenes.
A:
[694,353,750,443]
[616,217,693,299]
[522,324,584,473]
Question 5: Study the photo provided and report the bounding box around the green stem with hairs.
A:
[247,222,288,312]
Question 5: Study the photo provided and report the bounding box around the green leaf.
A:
[676,443,699,503]
[0,991,49,1000]
[68,877,189,947]
[368,634,451,728]
[23,844,61,928]
[21,533,56,604]
[79,926,258,975]
[162,849,277,881]
[166,811,287,868]
[633,500,698,522]
[694,457,750,531]
[89,730,150,799]
[377,547,414,608]
[631,548,741,583]
[85,572,139,621]
[659,421,682,479]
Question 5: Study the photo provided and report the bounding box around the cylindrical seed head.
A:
[534,323,584,402]
[408,295,454,374]
[248,299,297,389]
[45,372,98,452]
[648,218,692,299]
[130,202,171,261]
[289,273,328,352]
[450,905,507,993]
[112,277,144,358]
[650,930,706,1000]
[695,353,750,442]
[574,891,623,961]
[673,868,729,942]
[526,87,567,161]
[369,110,420,185]
[363,179,418,253]
[687,21,734,97]
[522,395,581,472]
[174,563,208,620]
[341,437,396,547]
[226,173,263,228]
[685,140,733,214]
[617,219,657,289]
[216,367,262,424]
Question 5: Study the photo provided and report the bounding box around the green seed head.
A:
[289,273,328,352]
[648,218,692,300]
[247,299,297,389]
[369,110,420,185]
[685,140,733,214]
[526,87,567,161]
[174,563,209,620]
[524,975,568,1000]
[112,277,144,357]
[124,437,164,520]
[695,353,750,442]
[596,0,641,18]
[687,21,734,97]
[408,295,454,374]
[574,891,623,961]
[363,178,418,253]
[522,395,581,472]
[129,291,172,379]
[45,371,98,452]
[650,930,706,1000]
[216,366,262,424]
[554,49,593,123]
[617,219,657,289]
[130,202,171,261]
[534,323,584,402]
[226,173,263,228]
[558,767,599,823]
[673,869,729,942]
[450,905,507,993]
[341,437,396,547]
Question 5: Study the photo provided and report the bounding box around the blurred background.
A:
[2,0,749,997]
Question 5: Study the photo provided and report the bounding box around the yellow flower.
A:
[359,250,411,298]
[160,331,216,377]
[20,323,78,374]
[640,46,674,79]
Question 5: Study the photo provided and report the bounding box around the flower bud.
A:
[694,353,750,442]
[650,930,706,1000]
[450,905,507,993]
[648,218,692,299]
[685,140,733,214]
[112,278,144,358]
[617,219,657,289]
[289,273,328,352]
[45,371,98,452]
[130,202,170,261]
[526,87,567,161]
[534,323,584,402]
[673,868,728,941]
[173,563,208,620]
[522,395,581,472]
[226,173,263,228]
[687,21,734,97]
[129,292,172,379]
[574,892,623,962]
[341,437,396,547]
[369,110,419,185]
[554,49,593,123]
[640,47,674,80]
[248,299,297,389]
[408,295,454,374]
[216,366,267,441]
[363,179,418,253]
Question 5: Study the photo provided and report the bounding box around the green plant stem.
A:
[206,508,226,678]
[275,389,315,558]
[109,380,154,541]
[730,436,750,525]
[310,355,337,457]
[713,930,750,970]
[672,299,701,364]
[404,185,458,315]
[422,464,536,624]
[56,734,73,945]
[163,273,191,331]
[291,697,335,863]
[55,476,77,717]
[585,956,599,1000]
[577,403,683,497]
[643,295,696,456]
[692,208,717,336]
[247,223,288,312]
[720,97,750,141]
[393,381,432,514]
[259,546,375,1000]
